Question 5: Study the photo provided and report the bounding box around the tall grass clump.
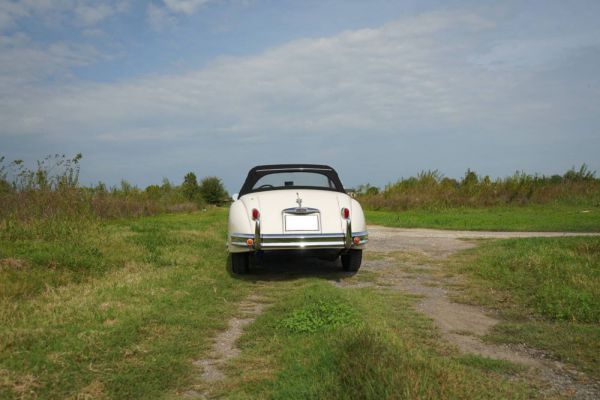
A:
[0,154,228,241]
[357,165,600,210]
[461,237,600,323]
[0,154,94,241]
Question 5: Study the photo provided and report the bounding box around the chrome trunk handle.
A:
[282,207,320,215]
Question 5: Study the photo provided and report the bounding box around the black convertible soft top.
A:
[238,164,346,196]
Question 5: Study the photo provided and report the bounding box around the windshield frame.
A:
[238,164,346,196]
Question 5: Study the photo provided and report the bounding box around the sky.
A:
[1,0,599,192]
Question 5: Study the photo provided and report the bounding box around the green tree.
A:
[161,178,173,192]
[182,172,199,200]
[564,164,596,182]
[199,176,228,205]
[0,156,10,193]
[461,169,479,187]
[366,186,379,195]
[119,179,134,196]
[144,184,161,199]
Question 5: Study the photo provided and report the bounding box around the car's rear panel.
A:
[228,189,367,252]
[241,189,347,234]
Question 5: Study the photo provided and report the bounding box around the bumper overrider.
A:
[230,220,368,251]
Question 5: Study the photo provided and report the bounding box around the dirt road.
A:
[355,225,600,399]
[188,226,599,399]
[367,225,600,258]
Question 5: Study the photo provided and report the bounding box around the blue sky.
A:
[1,0,599,192]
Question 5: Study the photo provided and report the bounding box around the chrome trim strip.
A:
[231,232,367,240]
[230,240,346,249]
[263,236,344,243]
[261,241,345,248]
[230,233,254,239]
[261,233,343,239]
[282,207,320,215]
[229,231,368,249]
[231,240,367,248]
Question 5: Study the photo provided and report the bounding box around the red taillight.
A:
[252,208,260,220]
[341,207,350,219]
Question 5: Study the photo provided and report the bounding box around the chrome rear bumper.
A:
[230,231,368,250]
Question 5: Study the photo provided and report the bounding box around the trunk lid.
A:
[240,189,348,234]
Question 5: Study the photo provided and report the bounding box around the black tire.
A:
[341,250,362,272]
[231,252,249,274]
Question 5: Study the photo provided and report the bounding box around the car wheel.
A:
[341,249,362,272]
[231,252,249,274]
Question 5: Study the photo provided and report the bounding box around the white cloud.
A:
[0,11,522,137]
[1,9,599,186]
[75,3,114,26]
[146,0,212,30]
[147,3,176,31]
[471,34,600,70]
[0,1,128,31]
[0,0,29,30]
[162,0,211,14]
[0,33,101,91]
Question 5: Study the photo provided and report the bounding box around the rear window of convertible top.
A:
[252,171,337,190]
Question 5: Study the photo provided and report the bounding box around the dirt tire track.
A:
[183,293,268,399]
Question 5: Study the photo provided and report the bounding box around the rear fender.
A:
[350,198,367,233]
[228,200,253,253]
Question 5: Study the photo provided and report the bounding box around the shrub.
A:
[199,176,228,205]
[182,172,199,200]
[357,165,600,210]
[0,154,228,237]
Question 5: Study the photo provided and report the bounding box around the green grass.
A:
[277,298,360,334]
[3,208,596,398]
[451,236,600,378]
[455,354,524,375]
[366,204,600,232]
[217,283,531,399]
[487,321,600,378]
[0,209,253,399]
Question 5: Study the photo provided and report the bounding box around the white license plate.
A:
[285,214,319,231]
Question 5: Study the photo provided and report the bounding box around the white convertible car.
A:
[227,164,368,274]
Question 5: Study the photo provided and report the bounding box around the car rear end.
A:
[227,164,368,273]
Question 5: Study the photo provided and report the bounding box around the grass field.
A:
[366,204,600,232]
[450,237,600,378]
[216,283,531,399]
[1,209,537,399]
[0,210,252,398]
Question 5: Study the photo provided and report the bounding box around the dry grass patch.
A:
[0,258,27,270]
